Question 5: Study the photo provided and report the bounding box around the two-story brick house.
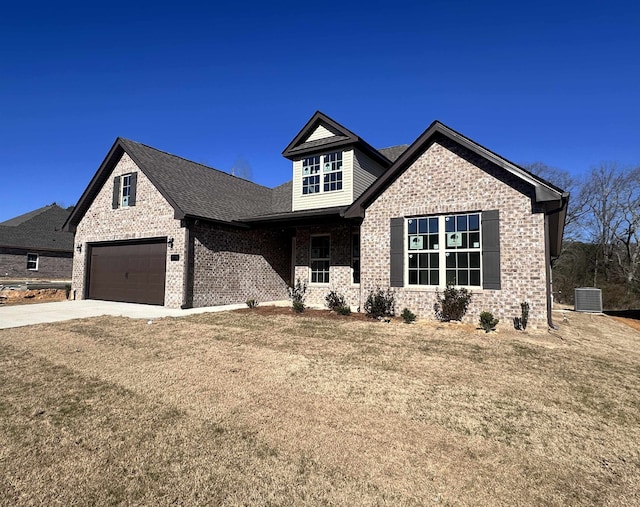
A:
[64,111,568,328]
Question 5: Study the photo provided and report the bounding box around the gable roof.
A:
[65,138,280,231]
[0,204,74,251]
[378,144,409,162]
[282,111,393,167]
[344,120,569,256]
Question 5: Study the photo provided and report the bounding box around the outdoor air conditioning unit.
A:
[574,288,603,313]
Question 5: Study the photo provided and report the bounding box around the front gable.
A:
[344,121,568,257]
[283,111,393,212]
[76,151,177,240]
[64,139,183,233]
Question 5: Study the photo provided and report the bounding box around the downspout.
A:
[543,195,568,330]
[544,215,556,330]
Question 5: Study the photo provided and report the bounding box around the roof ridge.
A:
[0,204,57,227]
[119,137,272,191]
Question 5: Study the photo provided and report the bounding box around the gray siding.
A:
[353,149,386,200]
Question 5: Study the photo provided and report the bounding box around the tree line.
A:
[526,162,640,309]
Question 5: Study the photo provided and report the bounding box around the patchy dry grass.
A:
[1,309,639,506]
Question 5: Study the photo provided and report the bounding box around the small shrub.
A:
[337,305,351,316]
[401,308,416,324]
[288,279,307,313]
[479,311,499,332]
[245,298,258,309]
[434,284,472,321]
[514,301,530,330]
[364,288,395,319]
[64,283,72,299]
[325,290,347,312]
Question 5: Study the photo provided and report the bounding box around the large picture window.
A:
[310,235,330,284]
[407,213,481,287]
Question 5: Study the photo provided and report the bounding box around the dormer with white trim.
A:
[282,111,394,212]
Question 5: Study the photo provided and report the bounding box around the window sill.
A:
[403,285,485,293]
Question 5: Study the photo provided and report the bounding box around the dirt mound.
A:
[0,288,68,306]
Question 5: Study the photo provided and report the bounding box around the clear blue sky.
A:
[1,0,638,222]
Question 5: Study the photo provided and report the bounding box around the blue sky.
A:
[1,0,638,222]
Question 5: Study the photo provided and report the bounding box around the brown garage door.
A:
[88,241,167,305]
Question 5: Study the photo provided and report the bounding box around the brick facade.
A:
[0,248,72,280]
[360,138,548,328]
[190,223,290,307]
[293,224,361,309]
[72,153,186,308]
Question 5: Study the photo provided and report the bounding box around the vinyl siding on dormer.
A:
[353,149,387,200]
[305,124,337,142]
[292,149,354,211]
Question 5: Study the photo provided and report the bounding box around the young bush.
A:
[325,290,347,312]
[288,279,307,313]
[245,298,259,309]
[401,308,416,324]
[364,288,395,319]
[64,283,72,299]
[434,284,472,321]
[479,311,499,332]
[514,301,530,330]
[337,305,352,316]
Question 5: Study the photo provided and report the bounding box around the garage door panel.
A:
[88,241,167,305]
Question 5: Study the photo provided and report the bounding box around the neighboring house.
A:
[64,111,568,328]
[0,204,74,280]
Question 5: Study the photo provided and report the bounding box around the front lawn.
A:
[1,309,638,505]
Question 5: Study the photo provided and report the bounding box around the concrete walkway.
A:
[0,299,288,330]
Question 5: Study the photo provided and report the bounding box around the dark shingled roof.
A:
[378,145,409,162]
[119,139,275,223]
[0,205,74,251]
[65,128,415,230]
[285,135,351,155]
[271,181,292,214]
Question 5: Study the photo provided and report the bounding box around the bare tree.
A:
[230,156,253,181]
[611,166,640,288]
[523,162,587,240]
[580,162,632,286]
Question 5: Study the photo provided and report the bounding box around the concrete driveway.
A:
[0,299,286,329]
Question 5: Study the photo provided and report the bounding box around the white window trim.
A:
[120,173,132,208]
[26,253,39,271]
[301,151,343,195]
[309,234,331,285]
[405,214,483,289]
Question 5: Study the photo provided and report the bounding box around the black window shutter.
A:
[129,172,138,206]
[112,176,121,209]
[390,217,404,287]
[482,210,501,290]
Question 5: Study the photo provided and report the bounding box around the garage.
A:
[87,240,167,305]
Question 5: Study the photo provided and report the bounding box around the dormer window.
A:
[302,152,342,195]
[323,151,343,192]
[302,156,321,194]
